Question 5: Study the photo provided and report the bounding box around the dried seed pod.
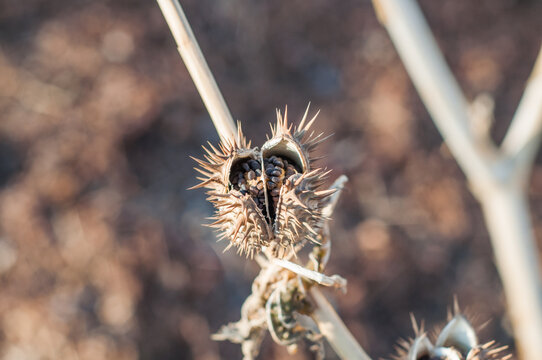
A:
[392,303,510,360]
[270,169,335,257]
[191,107,336,258]
[208,191,272,258]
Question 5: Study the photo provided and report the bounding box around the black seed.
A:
[267,181,276,189]
[271,189,280,197]
[257,182,263,190]
[285,164,297,176]
[269,155,277,161]
[248,160,260,170]
[283,159,289,166]
[255,169,262,177]
[270,176,280,183]
[247,170,256,180]
[270,169,282,177]
[242,163,250,172]
[250,186,258,194]
[272,158,284,167]
[265,167,275,176]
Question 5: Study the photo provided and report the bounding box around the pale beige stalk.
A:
[372,0,542,358]
[310,287,373,360]
[156,0,236,143]
[501,48,542,181]
[156,0,370,358]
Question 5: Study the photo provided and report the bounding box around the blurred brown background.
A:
[0,0,541,359]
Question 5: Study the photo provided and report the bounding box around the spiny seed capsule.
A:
[393,305,510,360]
[190,106,334,258]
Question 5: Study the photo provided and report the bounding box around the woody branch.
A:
[372,0,542,359]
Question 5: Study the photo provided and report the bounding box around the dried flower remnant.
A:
[191,106,334,258]
[393,304,511,360]
[213,251,327,360]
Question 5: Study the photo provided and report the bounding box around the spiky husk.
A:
[264,106,329,172]
[271,170,335,257]
[190,124,255,193]
[392,312,510,360]
[393,339,510,360]
[207,190,271,258]
[191,107,335,258]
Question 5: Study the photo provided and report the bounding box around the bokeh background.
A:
[0,0,541,359]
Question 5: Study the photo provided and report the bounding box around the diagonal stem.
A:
[501,47,542,184]
[310,287,372,360]
[156,0,236,143]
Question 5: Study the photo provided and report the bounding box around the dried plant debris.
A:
[191,106,334,258]
[393,303,511,360]
[212,254,325,360]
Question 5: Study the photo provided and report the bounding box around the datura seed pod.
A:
[393,305,510,360]
[191,106,334,258]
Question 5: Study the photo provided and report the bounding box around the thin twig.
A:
[157,1,368,358]
[322,175,348,219]
[373,0,542,359]
[501,47,542,182]
[156,0,236,143]
[310,287,373,360]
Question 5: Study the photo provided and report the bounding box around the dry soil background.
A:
[0,0,541,359]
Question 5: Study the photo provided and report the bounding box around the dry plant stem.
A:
[501,48,542,180]
[310,287,372,360]
[373,0,542,359]
[481,187,542,359]
[157,1,369,358]
[373,0,498,187]
[156,0,236,143]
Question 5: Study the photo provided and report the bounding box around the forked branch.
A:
[373,0,542,359]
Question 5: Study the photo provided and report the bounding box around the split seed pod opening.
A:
[191,106,335,258]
